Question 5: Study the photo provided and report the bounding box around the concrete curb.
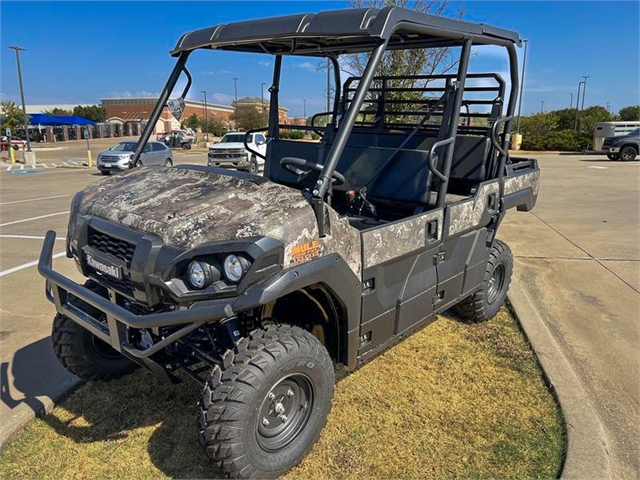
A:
[508,279,612,479]
[0,376,81,450]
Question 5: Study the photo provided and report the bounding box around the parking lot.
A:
[0,152,638,477]
[0,147,208,441]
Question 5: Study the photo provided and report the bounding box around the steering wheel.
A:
[280,157,345,186]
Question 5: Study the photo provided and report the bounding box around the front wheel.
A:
[135,159,143,167]
[101,170,111,176]
[607,153,619,161]
[52,314,137,381]
[454,239,513,323]
[619,146,637,161]
[248,156,259,174]
[198,324,335,479]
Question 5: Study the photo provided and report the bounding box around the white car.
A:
[208,132,267,174]
[97,140,173,175]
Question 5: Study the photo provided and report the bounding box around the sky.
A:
[1,1,639,118]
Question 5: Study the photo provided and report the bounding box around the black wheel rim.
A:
[621,149,633,161]
[487,263,505,304]
[256,373,314,452]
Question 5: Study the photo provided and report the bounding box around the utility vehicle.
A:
[39,7,539,479]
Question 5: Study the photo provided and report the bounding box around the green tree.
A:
[43,107,72,116]
[578,105,613,134]
[232,108,266,131]
[182,113,201,130]
[73,105,107,123]
[618,105,640,121]
[203,117,228,137]
[0,100,26,133]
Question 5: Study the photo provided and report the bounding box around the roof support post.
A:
[436,37,472,208]
[132,52,190,164]
[496,42,520,199]
[267,55,283,140]
[315,39,389,199]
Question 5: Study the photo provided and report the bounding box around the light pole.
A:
[574,79,585,131]
[233,78,239,107]
[540,100,544,113]
[8,46,32,154]
[515,39,529,134]
[570,93,574,109]
[578,75,589,131]
[261,82,266,123]
[201,90,208,142]
[303,99,307,119]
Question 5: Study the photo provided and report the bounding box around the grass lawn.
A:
[0,307,565,479]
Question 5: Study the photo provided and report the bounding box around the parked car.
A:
[208,132,267,173]
[601,128,639,161]
[97,140,173,175]
[158,130,195,149]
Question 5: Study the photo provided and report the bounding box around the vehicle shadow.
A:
[579,159,616,163]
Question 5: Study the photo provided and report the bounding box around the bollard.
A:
[87,149,93,168]
[9,146,16,164]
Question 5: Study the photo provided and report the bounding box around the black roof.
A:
[170,7,521,57]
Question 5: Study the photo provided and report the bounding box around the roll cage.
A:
[133,6,521,232]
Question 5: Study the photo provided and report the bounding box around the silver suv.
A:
[97,141,173,175]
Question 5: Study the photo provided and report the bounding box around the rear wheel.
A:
[164,158,173,167]
[619,146,637,161]
[52,314,137,381]
[454,239,513,323]
[606,153,619,161]
[198,324,335,479]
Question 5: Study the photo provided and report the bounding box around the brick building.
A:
[101,97,235,134]
[233,97,289,123]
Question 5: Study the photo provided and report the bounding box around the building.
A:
[101,97,235,134]
[233,97,289,123]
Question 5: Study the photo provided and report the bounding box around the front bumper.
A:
[207,157,250,169]
[97,161,130,172]
[607,147,620,153]
[39,230,231,359]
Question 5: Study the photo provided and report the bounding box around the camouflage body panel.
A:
[503,170,540,197]
[361,209,443,269]
[77,168,362,274]
[447,181,499,237]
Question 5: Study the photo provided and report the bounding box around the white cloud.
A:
[211,92,233,104]
[202,70,232,75]
[294,62,318,73]
[111,90,159,98]
[258,60,272,67]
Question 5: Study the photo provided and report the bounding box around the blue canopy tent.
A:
[28,114,95,126]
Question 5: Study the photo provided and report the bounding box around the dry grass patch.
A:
[0,308,564,479]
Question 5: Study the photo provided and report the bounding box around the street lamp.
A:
[8,46,32,154]
[515,39,529,134]
[574,79,585,131]
[303,99,307,119]
[540,100,544,113]
[261,82,266,123]
[233,77,239,107]
[201,90,208,142]
[570,93,574,109]
[578,75,589,131]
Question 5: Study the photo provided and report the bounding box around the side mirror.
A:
[167,98,185,120]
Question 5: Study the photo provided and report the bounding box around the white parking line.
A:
[0,234,65,240]
[0,211,68,227]
[0,194,70,206]
[0,251,66,277]
[7,165,13,171]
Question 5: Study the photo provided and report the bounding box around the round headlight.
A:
[188,261,206,289]
[224,255,245,282]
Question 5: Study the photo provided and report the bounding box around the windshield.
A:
[109,142,138,152]
[220,134,245,143]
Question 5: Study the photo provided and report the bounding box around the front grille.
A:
[94,272,134,296]
[101,155,126,161]
[602,139,612,148]
[210,149,246,159]
[87,227,136,267]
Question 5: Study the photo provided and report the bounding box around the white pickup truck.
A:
[207,132,267,174]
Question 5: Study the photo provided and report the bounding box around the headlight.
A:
[185,260,221,289]
[224,254,248,282]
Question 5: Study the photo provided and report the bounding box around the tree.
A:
[579,105,613,134]
[0,101,26,133]
[73,105,107,123]
[182,113,201,130]
[43,107,72,116]
[618,105,640,122]
[203,117,228,136]
[231,108,266,131]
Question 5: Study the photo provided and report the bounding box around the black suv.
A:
[602,128,639,161]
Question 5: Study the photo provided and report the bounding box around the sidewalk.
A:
[500,154,640,478]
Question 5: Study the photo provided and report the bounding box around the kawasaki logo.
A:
[86,253,122,279]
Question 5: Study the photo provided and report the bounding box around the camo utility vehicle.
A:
[40,7,539,478]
